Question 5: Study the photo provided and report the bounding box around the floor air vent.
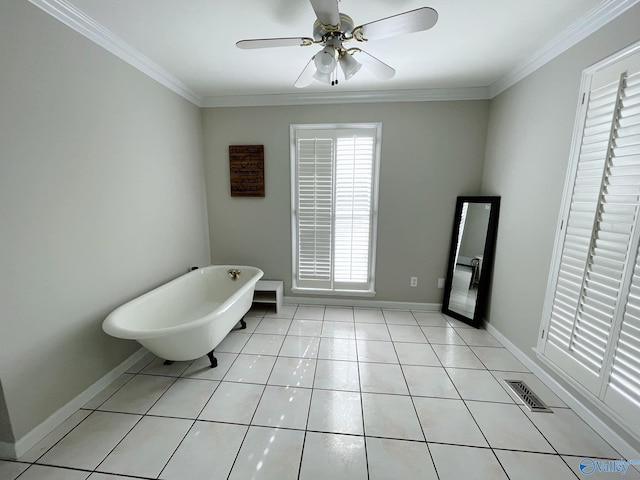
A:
[503,380,553,413]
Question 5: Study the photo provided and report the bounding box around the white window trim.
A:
[290,123,382,296]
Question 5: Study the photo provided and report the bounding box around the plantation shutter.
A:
[541,47,640,437]
[296,134,334,289]
[292,125,379,293]
[603,68,640,433]
[334,131,375,287]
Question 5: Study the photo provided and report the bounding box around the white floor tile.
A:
[241,334,285,356]
[382,310,418,325]
[83,374,134,410]
[429,443,507,480]
[413,397,488,447]
[394,342,441,366]
[97,416,192,478]
[229,426,305,480]
[160,421,248,480]
[98,374,175,414]
[0,460,29,480]
[471,346,529,372]
[14,465,90,480]
[321,321,356,339]
[314,359,360,391]
[254,318,293,335]
[432,344,486,369]
[455,327,502,347]
[466,401,555,453]
[125,352,154,373]
[356,340,398,363]
[402,365,459,399]
[288,319,323,337]
[180,352,237,380]
[240,315,262,333]
[147,378,219,418]
[252,385,312,429]
[444,316,475,328]
[323,307,354,322]
[39,411,141,470]
[366,437,438,480]
[299,432,367,480]
[294,305,325,321]
[198,381,264,424]
[215,332,250,353]
[19,410,91,462]
[421,327,466,345]
[140,357,191,376]
[353,308,385,323]
[264,304,298,319]
[522,407,620,458]
[359,362,409,395]
[354,323,391,341]
[267,357,316,388]
[279,335,320,358]
[495,450,578,480]
[362,393,423,441]
[307,390,363,435]
[318,338,358,361]
[223,354,276,384]
[88,473,135,479]
[412,311,450,327]
[446,368,514,403]
[387,325,427,343]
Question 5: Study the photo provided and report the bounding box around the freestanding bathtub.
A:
[103,265,264,368]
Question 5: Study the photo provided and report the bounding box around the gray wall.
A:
[0,2,210,443]
[482,3,640,449]
[202,101,489,303]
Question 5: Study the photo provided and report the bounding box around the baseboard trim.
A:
[484,322,640,461]
[3,347,148,460]
[283,296,441,311]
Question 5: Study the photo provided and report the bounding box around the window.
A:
[290,124,381,295]
[537,42,640,441]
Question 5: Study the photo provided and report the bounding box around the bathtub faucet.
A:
[227,269,241,281]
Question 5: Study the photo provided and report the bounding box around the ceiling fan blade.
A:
[355,7,438,41]
[309,0,341,27]
[294,58,316,88]
[236,37,314,49]
[352,50,395,80]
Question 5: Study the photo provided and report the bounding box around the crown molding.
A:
[28,0,638,107]
[202,86,491,108]
[28,0,204,106]
[489,0,640,98]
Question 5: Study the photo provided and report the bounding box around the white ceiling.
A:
[34,0,632,105]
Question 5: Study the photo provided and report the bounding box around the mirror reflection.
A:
[449,202,491,317]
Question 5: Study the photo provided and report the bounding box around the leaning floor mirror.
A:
[442,196,500,328]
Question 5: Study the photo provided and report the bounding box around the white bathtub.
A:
[102,265,264,367]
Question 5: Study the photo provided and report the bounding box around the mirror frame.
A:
[442,196,501,328]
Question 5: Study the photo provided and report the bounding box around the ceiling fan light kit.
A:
[236,0,438,88]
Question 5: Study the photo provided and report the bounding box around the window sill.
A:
[291,287,376,298]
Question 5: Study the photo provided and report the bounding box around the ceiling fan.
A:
[236,0,438,87]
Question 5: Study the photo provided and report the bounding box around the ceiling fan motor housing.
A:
[313,13,355,42]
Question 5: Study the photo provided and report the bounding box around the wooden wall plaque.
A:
[229,145,264,197]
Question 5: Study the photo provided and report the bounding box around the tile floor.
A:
[1,305,639,480]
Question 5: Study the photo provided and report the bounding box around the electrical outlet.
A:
[410,277,418,287]
[438,278,445,289]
